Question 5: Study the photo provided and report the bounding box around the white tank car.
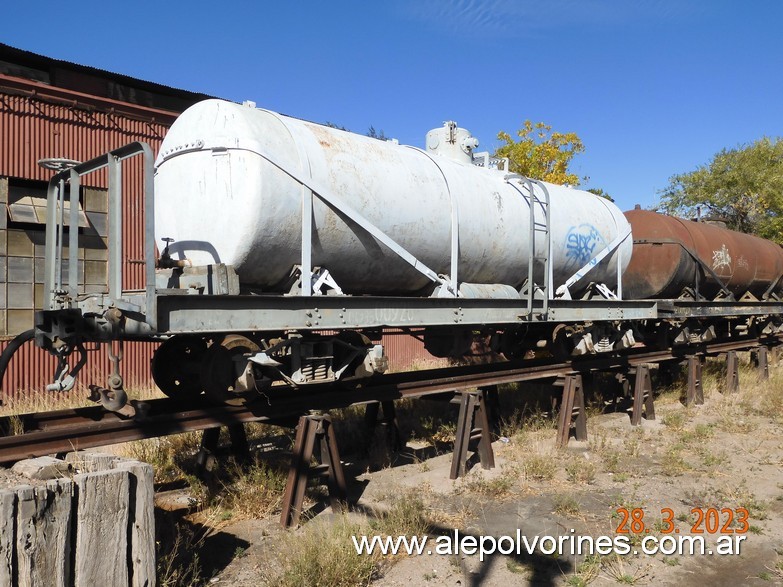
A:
[154,99,631,297]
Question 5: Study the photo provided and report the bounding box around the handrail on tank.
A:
[44,142,157,329]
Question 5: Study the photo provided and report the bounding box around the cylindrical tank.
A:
[154,99,632,296]
[624,209,783,299]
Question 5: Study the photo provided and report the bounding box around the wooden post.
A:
[115,461,156,587]
[0,454,153,587]
[280,414,347,528]
[195,424,250,476]
[686,355,704,405]
[0,490,15,585]
[630,364,655,425]
[482,386,502,435]
[228,423,250,460]
[556,374,586,447]
[726,350,739,394]
[363,400,404,455]
[194,427,221,475]
[74,470,130,587]
[751,347,769,380]
[450,390,495,479]
[16,480,73,587]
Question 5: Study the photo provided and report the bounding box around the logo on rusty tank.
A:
[712,244,732,270]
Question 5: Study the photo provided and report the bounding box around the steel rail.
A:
[0,336,777,464]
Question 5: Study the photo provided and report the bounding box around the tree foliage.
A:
[366,126,388,141]
[493,120,585,186]
[658,137,783,242]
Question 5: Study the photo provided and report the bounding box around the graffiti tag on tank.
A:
[712,244,732,270]
[736,255,750,270]
[565,224,607,267]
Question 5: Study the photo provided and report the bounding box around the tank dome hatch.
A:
[425,121,479,164]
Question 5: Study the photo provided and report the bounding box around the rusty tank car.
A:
[624,209,783,300]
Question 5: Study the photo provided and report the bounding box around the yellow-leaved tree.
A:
[493,120,585,186]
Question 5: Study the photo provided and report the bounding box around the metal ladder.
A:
[508,176,551,319]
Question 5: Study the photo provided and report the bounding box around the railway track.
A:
[0,336,777,464]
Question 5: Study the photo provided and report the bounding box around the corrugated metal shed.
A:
[0,53,191,404]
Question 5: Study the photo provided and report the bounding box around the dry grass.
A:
[122,432,204,484]
[270,516,380,587]
[270,494,431,587]
[600,554,651,585]
[552,493,581,517]
[0,385,162,416]
[659,444,691,477]
[524,454,557,482]
[156,516,211,587]
[565,457,597,485]
[212,459,288,520]
[458,467,517,497]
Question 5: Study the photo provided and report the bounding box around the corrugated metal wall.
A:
[0,88,168,403]
[0,92,169,289]
[0,338,159,404]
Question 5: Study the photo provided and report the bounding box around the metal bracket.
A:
[288,266,344,296]
[557,226,631,300]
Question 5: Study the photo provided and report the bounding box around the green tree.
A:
[658,137,783,242]
[493,120,585,185]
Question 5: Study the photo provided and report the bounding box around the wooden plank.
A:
[0,489,15,586]
[115,460,156,587]
[686,355,704,405]
[16,480,74,587]
[74,469,130,587]
[631,365,653,425]
[726,351,739,394]
[450,392,476,479]
[572,377,588,441]
[475,390,496,469]
[556,375,577,447]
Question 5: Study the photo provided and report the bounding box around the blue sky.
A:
[3,1,781,211]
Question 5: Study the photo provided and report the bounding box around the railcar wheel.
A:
[201,335,261,405]
[151,335,207,399]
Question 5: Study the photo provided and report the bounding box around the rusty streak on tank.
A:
[624,209,783,300]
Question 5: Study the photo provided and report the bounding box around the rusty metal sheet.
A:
[624,209,783,299]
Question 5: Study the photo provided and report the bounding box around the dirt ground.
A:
[161,362,783,586]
